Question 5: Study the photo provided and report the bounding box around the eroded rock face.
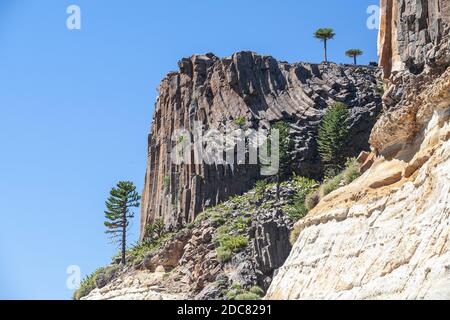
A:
[373,0,449,157]
[267,0,450,300]
[379,0,449,78]
[141,53,382,235]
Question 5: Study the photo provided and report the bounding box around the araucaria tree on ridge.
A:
[104,181,141,265]
[314,28,336,63]
[345,49,364,65]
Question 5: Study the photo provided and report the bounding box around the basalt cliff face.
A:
[266,0,450,300]
[140,54,381,235]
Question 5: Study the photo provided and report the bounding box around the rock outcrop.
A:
[266,0,450,300]
[83,183,300,300]
[140,54,382,235]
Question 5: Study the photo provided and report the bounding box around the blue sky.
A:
[0,0,379,300]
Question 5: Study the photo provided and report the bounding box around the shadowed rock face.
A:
[140,52,382,235]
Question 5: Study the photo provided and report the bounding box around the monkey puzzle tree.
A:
[345,49,364,65]
[270,121,294,200]
[104,181,141,265]
[314,28,336,63]
[317,102,350,176]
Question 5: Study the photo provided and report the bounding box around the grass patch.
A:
[290,224,301,246]
[319,158,360,198]
[235,293,261,300]
[72,265,119,300]
[225,284,264,300]
[305,190,320,211]
[125,232,175,266]
[319,175,342,198]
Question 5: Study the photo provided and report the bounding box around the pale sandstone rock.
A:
[81,270,186,300]
[266,138,450,300]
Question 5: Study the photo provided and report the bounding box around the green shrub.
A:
[319,175,342,198]
[249,286,265,297]
[216,231,248,263]
[284,176,317,221]
[73,265,119,300]
[235,293,261,300]
[225,283,261,300]
[210,211,228,226]
[318,158,361,198]
[217,247,233,263]
[234,116,247,128]
[342,157,360,184]
[163,175,170,189]
[144,218,165,241]
[127,231,174,266]
[233,217,249,232]
[220,235,248,252]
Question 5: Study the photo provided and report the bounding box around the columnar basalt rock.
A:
[140,53,382,236]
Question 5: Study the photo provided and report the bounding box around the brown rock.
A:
[360,152,376,174]
[369,171,402,189]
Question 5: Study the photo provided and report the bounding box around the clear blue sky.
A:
[0,0,379,300]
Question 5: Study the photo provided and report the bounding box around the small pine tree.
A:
[270,121,294,199]
[104,181,141,265]
[317,102,350,176]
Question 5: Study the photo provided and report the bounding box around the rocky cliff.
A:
[79,0,449,301]
[140,54,382,235]
[82,182,304,300]
[266,0,450,299]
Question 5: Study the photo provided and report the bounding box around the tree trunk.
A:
[354,56,357,65]
[121,209,126,265]
[324,39,327,63]
[276,173,280,201]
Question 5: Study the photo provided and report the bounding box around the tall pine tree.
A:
[104,181,141,265]
[317,102,350,176]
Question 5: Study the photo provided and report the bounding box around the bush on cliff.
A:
[319,157,360,198]
[291,158,361,244]
[144,218,166,242]
[284,176,318,221]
